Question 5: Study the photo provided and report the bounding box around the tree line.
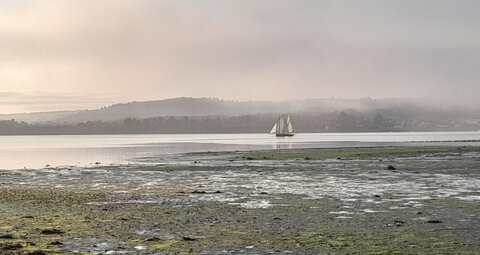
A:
[1,110,478,135]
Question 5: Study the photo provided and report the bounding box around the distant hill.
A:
[1,97,479,134]
[0,97,428,124]
[1,97,479,130]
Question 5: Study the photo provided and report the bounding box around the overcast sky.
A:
[1,0,479,113]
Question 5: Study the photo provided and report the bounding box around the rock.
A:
[27,251,47,255]
[246,157,254,160]
[1,243,22,250]
[182,236,197,241]
[374,195,381,198]
[50,241,63,245]
[40,229,65,235]
[304,157,312,160]
[94,162,101,165]
[0,234,14,239]
[427,219,442,224]
[259,191,269,195]
[22,215,34,219]
[387,165,396,170]
[146,237,160,241]
[416,211,423,215]
[191,190,207,194]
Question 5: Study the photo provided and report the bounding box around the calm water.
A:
[1,132,479,170]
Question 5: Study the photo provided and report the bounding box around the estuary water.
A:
[1,131,479,170]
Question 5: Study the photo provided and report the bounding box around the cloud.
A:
[0,92,119,113]
[0,0,479,113]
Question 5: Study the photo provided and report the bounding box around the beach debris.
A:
[0,234,14,239]
[387,165,396,170]
[50,241,63,245]
[190,190,223,194]
[94,162,101,165]
[40,229,65,235]
[426,219,442,224]
[386,220,405,227]
[191,190,207,194]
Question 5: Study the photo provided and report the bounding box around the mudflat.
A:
[0,146,479,254]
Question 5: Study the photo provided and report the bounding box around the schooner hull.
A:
[276,133,294,137]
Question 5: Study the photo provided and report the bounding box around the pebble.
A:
[182,236,197,241]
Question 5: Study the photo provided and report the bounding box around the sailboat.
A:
[270,115,294,137]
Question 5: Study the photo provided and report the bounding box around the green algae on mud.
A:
[0,189,108,254]
[240,146,480,160]
[0,188,475,254]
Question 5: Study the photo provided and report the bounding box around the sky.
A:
[1,0,479,113]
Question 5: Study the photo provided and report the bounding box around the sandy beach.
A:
[0,146,479,254]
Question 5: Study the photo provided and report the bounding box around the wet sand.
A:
[0,146,479,254]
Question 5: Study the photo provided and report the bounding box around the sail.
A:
[287,115,294,133]
[269,123,277,134]
[269,114,294,136]
[278,116,285,134]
